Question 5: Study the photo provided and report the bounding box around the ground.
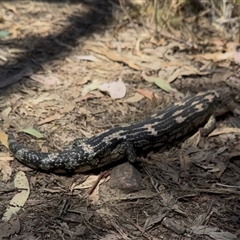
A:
[0,1,240,239]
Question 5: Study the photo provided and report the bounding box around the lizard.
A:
[7,90,238,174]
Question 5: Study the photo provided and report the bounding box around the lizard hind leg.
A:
[109,141,137,163]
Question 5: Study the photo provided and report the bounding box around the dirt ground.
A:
[0,1,240,239]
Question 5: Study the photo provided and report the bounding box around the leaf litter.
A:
[0,1,239,239]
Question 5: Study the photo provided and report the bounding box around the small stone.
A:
[109,162,142,193]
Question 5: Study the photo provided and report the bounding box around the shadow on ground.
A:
[0,0,119,88]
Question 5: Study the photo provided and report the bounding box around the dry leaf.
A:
[125,93,144,103]
[71,175,99,190]
[82,79,101,96]
[143,212,166,231]
[84,46,141,70]
[0,130,9,148]
[208,127,240,137]
[212,70,232,83]
[0,154,13,181]
[212,161,228,179]
[30,74,61,85]
[2,107,12,117]
[182,130,201,148]
[191,226,237,239]
[0,54,7,61]
[167,65,209,83]
[100,233,122,240]
[60,104,75,114]
[77,74,92,85]
[135,89,154,100]
[2,3,18,15]
[31,93,59,105]
[75,55,99,61]
[194,51,233,62]
[2,171,30,221]
[37,113,64,125]
[98,78,126,99]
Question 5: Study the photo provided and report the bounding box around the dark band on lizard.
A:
[8,90,234,174]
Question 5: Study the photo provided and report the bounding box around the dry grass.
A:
[123,0,240,27]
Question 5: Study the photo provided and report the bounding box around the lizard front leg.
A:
[109,141,137,163]
[200,115,216,137]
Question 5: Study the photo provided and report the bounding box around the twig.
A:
[186,187,240,195]
[87,171,110,195]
